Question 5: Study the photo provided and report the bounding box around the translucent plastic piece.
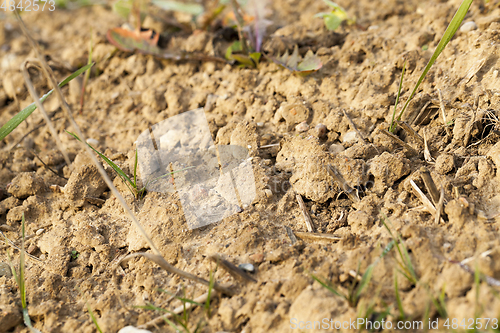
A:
[135,108,256,229]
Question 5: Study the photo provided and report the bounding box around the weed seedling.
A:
[139,285,207,333]
[66,131,193,199]
[4,214,41,333]
[315,0,354,31]
[312,240,394,307]
[389,0,473,132]
[77,286,103,333]
[382,215,448,318]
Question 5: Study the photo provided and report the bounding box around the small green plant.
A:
[224,0,267,68]
[71,250,80,260]
[312,240,394,307]
[4,214,41,333]
[66,131,193,200]
[77,286,103,333]
[0,64,92,142]
[382,215,448,318]
[139,286,208,333]
[389,0,473,132]
[315,0,354,31]
[381,216,417,284]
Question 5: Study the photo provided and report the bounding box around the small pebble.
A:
[315,123,327,138]
[342,131,358,144]
[329,143,345,155]
[0,262,12,278]
[460,21,478,33]
[295,121,309,132]
[256,122,264,127]
[86,138,99,146]
[238,263,255,273]
[263,189,273,198]
[249,253,264,264]
[36,228,45,236]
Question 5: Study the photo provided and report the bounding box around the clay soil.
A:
[2,0,500,332]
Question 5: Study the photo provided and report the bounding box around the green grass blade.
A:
[389,61,406,132]
[205,269,215,317]
[355,264,375,300]
[394,269,405,320]
[20,214,26,310]
[86,302,103,333]
[0,63,93,141]
[354,241,393,301]
[65,130,134,187]
[312,274,347,300]
[393,0,473,128]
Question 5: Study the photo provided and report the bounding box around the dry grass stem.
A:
[378,128,419,155]
[343,109,366,144]
[296,193,315,232]
[209,254,257,283]
[20,59,72,168]
[410,179,436,215]
[294,231,342,243]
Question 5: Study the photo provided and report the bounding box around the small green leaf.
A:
[270,45,323,76]
[323,14,343,31]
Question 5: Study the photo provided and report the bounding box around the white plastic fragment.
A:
[118,327,152,333]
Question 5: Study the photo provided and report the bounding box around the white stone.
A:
[118,327,152,333]
[329,143,345,154]
[342,131,358,143]
[86,138,99,146]
[460,21,478,33]
[295,121,309,132]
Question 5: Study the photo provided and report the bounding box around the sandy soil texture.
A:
[2,0,500,332]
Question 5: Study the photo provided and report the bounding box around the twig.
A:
[137,291,215,330]
[296,193,314,232]
[438,89,452,136]
[448,257,500,288]
[118,253,235,296]
[435,186,445,224]
[420,167,440,205]
[423,129,434,163]
[377,128,419,155]
[9,116,62,149]
[397,120,424,145]
[294,231,342,242]
[411,100,431,125]
[343,109,366,144]
[29,148,68,180]
[0,231,42,263]
[284,226,297,245]
[259,143,280,149]
[20,59,72,169]
[409,179,436,215]
[327,165,360,203]
[209,254,257,283]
